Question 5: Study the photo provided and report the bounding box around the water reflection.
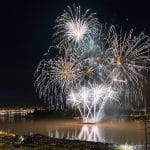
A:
[48,124,144,149]
[0,117,145,147]
[47,123,144,143]
[78,125,105,142]
[0,114,26,123]
[48,125,105,142]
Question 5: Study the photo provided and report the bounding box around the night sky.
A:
[0,0,150,107]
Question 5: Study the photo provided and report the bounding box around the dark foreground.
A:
[0,133,116,150]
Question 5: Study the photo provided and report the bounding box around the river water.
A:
[0,115,145,146]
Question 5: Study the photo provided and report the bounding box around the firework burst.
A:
[106,26,150,85]
[54,5,99,46]
[49,55,83,90]
[35,5,150,122]
[102,26,150,104]
[68,84,119,123]
[34,46,83,109]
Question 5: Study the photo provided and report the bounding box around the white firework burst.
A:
[54,5,99,45]
[68,84,119,123]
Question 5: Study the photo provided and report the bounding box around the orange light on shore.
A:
[0,131,15,137]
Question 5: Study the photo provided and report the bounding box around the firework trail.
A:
[68,84,119,123]
[35,5,150,122]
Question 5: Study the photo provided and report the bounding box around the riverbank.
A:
[0,132,116,150]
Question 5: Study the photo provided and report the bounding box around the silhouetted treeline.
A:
[32,107,80,118]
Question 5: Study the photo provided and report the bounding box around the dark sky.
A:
[0,0,150,107]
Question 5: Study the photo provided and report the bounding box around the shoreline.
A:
[0,130,145,150]
[0,133,115,150]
